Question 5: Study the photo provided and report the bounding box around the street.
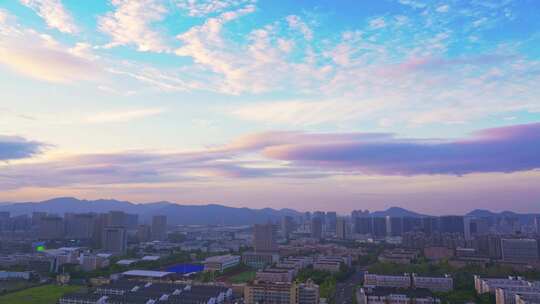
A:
[334,267,365,304]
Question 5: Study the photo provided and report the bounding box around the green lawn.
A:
[229,270,256,283]
[0,284,83,304]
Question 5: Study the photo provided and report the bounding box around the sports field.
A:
[0,284,83,304]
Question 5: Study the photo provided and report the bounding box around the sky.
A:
[0,0,539,214]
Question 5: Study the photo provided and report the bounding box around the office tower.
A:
[31,212,47,228]
[102,226,127,254]
[336,217,346,239]
[65,213,95,239]
[387,217,403,237]
[403,217,422,233]
[501,239,539,262]
[39,216,64,239]
[92,213,108,248]
[325,212,337,234]
[373,217,387,237]
[439,216,465,234]
[107,211,126,226]
[137,225,152,242]
[313,211,325,227]
[311,217,323,240]
[464,217,489,240]
[11,215,31,231]
[151,215,167,241]
[282,216,295,239]
[125,213,139,230]
[355,216,373,235]
[535,216,540,234]
[421,217,439,235]
[254,222,277,252]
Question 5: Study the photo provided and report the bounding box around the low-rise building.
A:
[242,252,280,269]
[357,287,441,304]
[256,268,295,283]
[203,254,240,272]
[364,272,411,289]
[474,276,532,294]
[413,274,453,292]
[244,280,319,304]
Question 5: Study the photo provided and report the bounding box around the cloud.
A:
[262,123,540,176]
[435,5,450,13]
[0,12,100,83]
[286,15,313,40]
[175,0,256,17]
[98,0,170,52]
[86,108,165,123]
[229,99,380,126]
[20,0,78,33]
[369,17,386,29]
[1,123,539,191]
[0,135,44,161]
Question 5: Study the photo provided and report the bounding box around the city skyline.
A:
[1,0,540,213]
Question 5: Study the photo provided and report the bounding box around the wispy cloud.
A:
[0,14,100,83]
[86,108,165,123]
[2,123,539,191]
[175,0,256,17]
[98,0,170,52]
[20,0,78,33]
[263,123,540,176]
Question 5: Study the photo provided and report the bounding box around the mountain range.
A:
[0,197,537,225]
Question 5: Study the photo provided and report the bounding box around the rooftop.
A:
[122,270,174,278]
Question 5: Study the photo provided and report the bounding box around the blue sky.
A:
[0,0,539,213]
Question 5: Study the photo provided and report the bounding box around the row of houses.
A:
[474,275,540,304]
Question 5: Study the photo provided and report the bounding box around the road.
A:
[334,267,365,304]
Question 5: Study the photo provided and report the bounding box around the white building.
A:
[413,274,453,292]
[203,255,240,272]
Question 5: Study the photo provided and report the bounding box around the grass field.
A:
[228,270,256,283]
[0,284,83,304]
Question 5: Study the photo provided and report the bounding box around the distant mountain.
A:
[0,197,301,225]
[370,207,427,218]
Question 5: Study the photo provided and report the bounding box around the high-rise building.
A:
[535,216,540,235]
[402,217,422,233]
[39,216,64,239]
[501,239,539,262]
[125,213,139,230]
[464,217,489,240]
[373,217,387,237]
[355,217,373,235]
[65,213,95,239]
[107,211,126,226]
[102,226,127,254]
[387,217,403,237]
[151,215,167,241]
[282,216,295,239]
[31,212,47,229]
[325,212,337,234]
[336,217,347,239]
[92,213,108,248]
[137,224,152,242]
[313,211,325,227]
[439,216,465,235]
[311,217,323,240]
[254,222,278,252]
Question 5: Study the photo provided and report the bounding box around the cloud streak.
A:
[0,136,44,161]
[263,123,540,175]
[1,123,539,191]
[20,0,78,33]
